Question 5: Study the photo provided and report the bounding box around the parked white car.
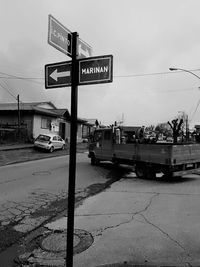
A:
[34,134,65,152]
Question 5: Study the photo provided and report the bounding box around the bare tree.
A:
[167,118,183,143]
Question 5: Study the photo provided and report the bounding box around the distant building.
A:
[195,125,200,133]
[82,119,100,139]
[0,101,92,143]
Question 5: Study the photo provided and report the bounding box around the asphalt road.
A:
[0,148,127,262]
[2,147,200,266]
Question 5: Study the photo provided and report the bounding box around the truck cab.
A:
[88,127,114,165]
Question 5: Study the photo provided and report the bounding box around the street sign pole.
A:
[66,31,79,267]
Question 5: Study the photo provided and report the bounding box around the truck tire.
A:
[145,167,156,179]
[135,164,156,179]
[91,155,100,166]
[135,164,146,178]
[91,156,96,165]
[163,171,173,179]
[49,146,54,153]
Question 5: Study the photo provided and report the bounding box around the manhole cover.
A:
[14,229,94,266]
[41,232,80,252]
[39,229,93,254]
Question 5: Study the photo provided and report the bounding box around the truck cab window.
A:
[94,132,102,142]
[104,130,111,140]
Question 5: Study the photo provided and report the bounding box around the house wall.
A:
[64,122,84,143]
[64,122,70,142]
[77,124,82,142]
[32,114,59,139]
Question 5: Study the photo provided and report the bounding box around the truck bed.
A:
[114,143,200,166]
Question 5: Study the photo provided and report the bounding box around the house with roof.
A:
[81,119,100,139]
[0,101,89,143]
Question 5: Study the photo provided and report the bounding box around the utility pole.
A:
[66,31,78,267]
[17,94,20,139]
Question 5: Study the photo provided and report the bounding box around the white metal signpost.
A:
[46,15,113,267]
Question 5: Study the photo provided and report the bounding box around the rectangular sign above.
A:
[45,61,71,89]
[48,15,72,57]
[78,55,113,85]
[78,38,92,58]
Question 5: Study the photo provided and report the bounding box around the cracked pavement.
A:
[17,171,200,267]
[71,173,200,267]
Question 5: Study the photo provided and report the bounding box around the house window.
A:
[41,117,51,129]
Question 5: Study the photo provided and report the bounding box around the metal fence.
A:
[0,124,29,144]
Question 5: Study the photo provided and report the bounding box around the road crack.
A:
[139,214,193,261]
[94,193,158,237]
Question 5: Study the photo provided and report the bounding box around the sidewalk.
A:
[15,173,200,267]
[0,143,33,151]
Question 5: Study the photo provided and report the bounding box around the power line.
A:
[0,68,200,95]
[0,80,17,100]
[190,98,200,122]
[114,68,200,78]
[0,80,24,104]
[0,71,43,85]
[1,68,200,80]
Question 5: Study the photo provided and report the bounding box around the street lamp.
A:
[169,67,200,81]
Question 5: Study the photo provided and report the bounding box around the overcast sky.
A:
[1,0,200,127]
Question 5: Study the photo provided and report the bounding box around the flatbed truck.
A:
[88,127,200,179]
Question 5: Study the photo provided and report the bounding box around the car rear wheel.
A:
[49,146,54,153]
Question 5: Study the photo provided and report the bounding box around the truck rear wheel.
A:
[135,164,146,178]
[91,155,99,166]
[145,167,156,179]
[163,171,173,179]
[91,156,96,165]
[135,164,156,179]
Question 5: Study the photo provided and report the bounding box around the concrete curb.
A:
[0,145,34,151]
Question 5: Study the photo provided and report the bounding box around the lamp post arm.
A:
[169,68,200,81]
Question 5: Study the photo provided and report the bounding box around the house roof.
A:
[0,101,63,117]
[0,101,58,110]
[52,109,70,118]
[0,101,88,123]
[82,118,98,126]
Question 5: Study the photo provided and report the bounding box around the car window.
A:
[53,136,58,141]
[36,135,50,141]
[57,136,62,141]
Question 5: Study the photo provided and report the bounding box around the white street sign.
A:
[48,15,72,57]
[45,61,71,88]
[78,38,92,58]
[50,69,70,82]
